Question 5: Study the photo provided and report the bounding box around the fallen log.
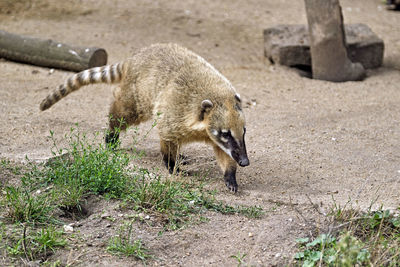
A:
[0,30,107,72]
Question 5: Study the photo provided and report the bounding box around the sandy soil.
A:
[0,0,399,266]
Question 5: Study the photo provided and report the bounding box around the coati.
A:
[40,43,249,192]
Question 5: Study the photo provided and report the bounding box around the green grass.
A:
[1,159,23,176]
[1,126,264,264]
[107,222,151,260]
[4,224,66,261]
[230,251,248,267]
[293,203,400,266]
[2,186,55,224]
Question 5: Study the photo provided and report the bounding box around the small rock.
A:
[145,215,150,220]
[63,224,74,233]
[48,69,55,75]
[101,212,110,219]
[248,232,254,237]
[275,253,281,258]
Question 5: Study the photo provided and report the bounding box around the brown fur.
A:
[40,43,249,192]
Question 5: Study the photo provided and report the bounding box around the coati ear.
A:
[199,99,213,121]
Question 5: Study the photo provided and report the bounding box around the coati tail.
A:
[40,62,125,111]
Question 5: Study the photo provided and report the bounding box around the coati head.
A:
[201,93,250,167]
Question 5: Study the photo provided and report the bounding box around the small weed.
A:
[107,222,151,261]
[231,251,247,267]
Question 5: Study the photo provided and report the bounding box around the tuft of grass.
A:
[200,197,264,219]
[2,186,55,224]
[107,222,151,261]
[44,128,133,199]
[5,224,66,261]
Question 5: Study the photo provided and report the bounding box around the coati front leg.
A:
[213,145,238,193]
[160,139,179,174]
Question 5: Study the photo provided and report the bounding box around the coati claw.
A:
[226,181,238,193]
[224,168,238,193]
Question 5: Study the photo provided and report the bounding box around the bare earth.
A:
[0,0,399,266]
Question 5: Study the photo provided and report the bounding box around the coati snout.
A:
[40,43,249,192]
[209,126,249,167]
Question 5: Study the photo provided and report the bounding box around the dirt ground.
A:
[0,0,399,266]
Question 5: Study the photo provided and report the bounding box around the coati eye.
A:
[220,129,230,138]
[220,129,230,143]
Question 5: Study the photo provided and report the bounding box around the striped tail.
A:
[40,62,125,111]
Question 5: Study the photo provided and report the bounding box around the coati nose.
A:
[238,157,249,167]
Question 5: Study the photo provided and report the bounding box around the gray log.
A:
[0,30,107,72]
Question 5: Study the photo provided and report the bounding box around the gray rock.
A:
[264,24,384,69]
[345,24,385,69]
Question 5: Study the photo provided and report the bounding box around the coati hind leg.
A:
[160,139,180,174]
[105,98,140,146]
[213,145,238,193]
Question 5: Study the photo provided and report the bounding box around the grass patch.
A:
[107,222,151,261]
[293,202,400,266]
[1,126,263,264]
[125,171,263,229]
[3,224,66,262]
[2,186,55,224]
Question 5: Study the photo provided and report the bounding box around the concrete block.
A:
[264,24,384,69]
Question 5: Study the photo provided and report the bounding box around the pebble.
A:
[248,232,254,237]
[101,212,110,218]
[63,224,74,233]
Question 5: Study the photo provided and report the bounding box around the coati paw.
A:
[163,158,181,174]
[167,165,181,174]
[225,180,238,193]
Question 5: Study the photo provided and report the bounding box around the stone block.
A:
[264,24,384,69]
